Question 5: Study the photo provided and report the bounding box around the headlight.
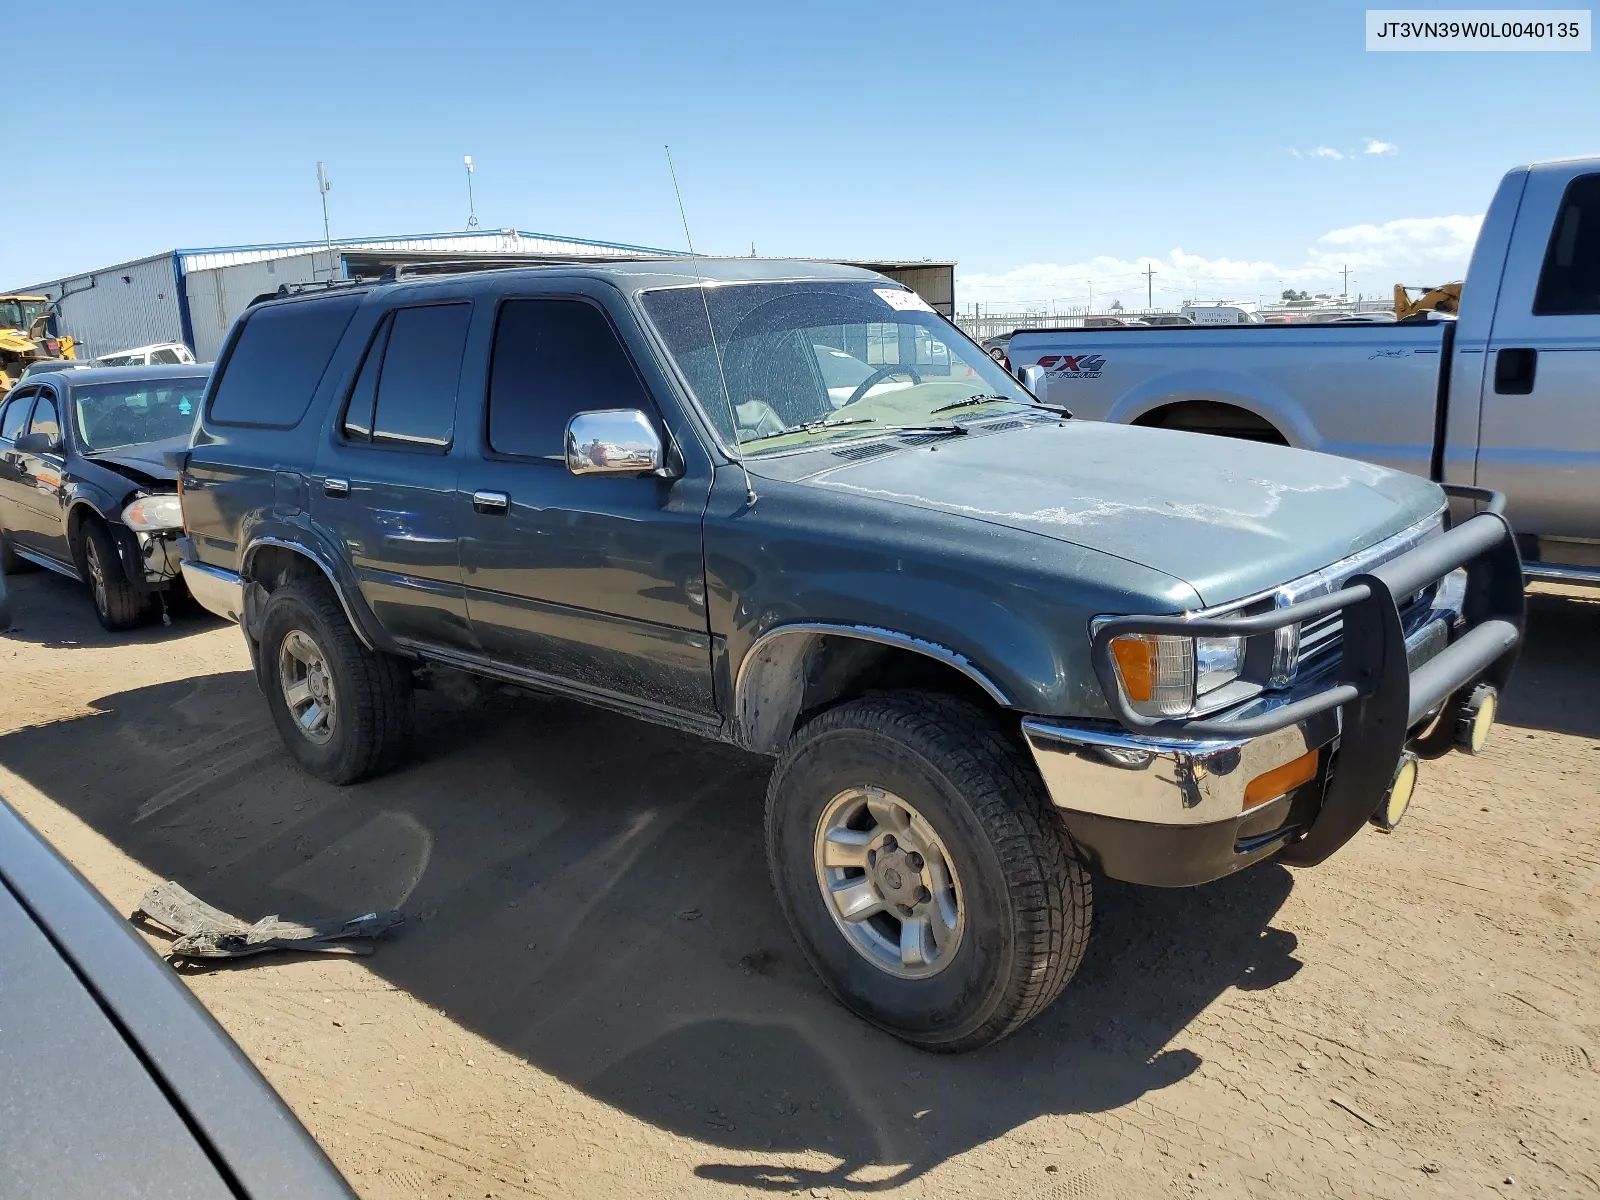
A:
[1107,631,1249,717]
[121,493,184,533]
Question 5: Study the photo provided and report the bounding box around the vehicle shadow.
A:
[0,669,1300,1189]
[0,569,221,648]
[1497,585,1600,740]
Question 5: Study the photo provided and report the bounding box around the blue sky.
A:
[4,0,1594,310]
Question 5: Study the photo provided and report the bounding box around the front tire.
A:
[259,579,414,785]
[765,692,1091,1052]
[79,520,154,631]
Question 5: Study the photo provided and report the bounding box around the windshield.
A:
[72,379,205,452]
[0,299,47,330]
[640,281,1041,454]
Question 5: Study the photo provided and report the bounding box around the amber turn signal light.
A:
[1242,749,1319,810]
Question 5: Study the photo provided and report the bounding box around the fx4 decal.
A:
[1036,353,1106,380]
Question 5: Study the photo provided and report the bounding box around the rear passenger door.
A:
[457,293,717,722]
[1477,168,1600,550]
[315,301,474,653]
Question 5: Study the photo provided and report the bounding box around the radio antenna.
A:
[665,145,756,506]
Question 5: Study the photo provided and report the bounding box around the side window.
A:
[487,299,652,460]
[1,390,35,440]
[28,394,60,441]
[208,293,363,428]
[342,316,392,441]
[1534,173,1600,316]
[150,347,183,365]
[364,304,470,448]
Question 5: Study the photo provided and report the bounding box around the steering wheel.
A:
[841,363,922,409]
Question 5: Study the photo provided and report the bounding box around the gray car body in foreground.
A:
[0,796,353,1199]
[1009,156,1600,585]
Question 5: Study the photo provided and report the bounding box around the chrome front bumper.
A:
[1027,493,1525,886]
[1022,711,1334,827]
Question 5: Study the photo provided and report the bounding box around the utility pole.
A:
[464,156,479,229]
[1342,263,1351,297]
[1086,279,1093,311]
[316,162,333,278]
[1144,262,1157,309]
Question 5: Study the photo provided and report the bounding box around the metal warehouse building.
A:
[10,229,955,362]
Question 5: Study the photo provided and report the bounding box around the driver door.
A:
[10,384,71,566]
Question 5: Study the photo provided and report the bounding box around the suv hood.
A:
[798,420,1444,606]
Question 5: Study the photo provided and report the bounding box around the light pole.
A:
[316,162,333,278]
[1086,279,1093,311]
[464,155,479,229]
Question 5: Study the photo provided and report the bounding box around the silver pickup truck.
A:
[1009,156,1600,585]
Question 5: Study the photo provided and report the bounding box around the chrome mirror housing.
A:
[565,409,664,476]
[1019,364,1046,394]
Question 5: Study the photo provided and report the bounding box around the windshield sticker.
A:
[874,288,933,313]
[1037,353,1106,380]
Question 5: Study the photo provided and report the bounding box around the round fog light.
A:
[1455,684,1498,756]
[1372,754,1419,833]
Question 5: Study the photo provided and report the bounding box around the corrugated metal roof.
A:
[9,229,683,291]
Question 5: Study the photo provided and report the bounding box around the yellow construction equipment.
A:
[0,295,76,397]
[1394,282,1463,322]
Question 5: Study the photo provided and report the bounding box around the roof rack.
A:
[387,254,667,280]
[246,277,383,308]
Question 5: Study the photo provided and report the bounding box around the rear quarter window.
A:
[208,293,363,428]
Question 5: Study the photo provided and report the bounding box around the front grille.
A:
[1293,584,1438,682]
[1264,510,1449,688]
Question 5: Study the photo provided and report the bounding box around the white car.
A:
[95,342,196,368]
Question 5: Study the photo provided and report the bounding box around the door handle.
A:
[472,489,510,515]
[323,478,350,498]
[1493,348,1537,396]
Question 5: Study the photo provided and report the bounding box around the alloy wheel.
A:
[812,785,965,979]
[278,629,338,745]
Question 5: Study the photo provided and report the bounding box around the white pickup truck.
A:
[1009,156,1600,584]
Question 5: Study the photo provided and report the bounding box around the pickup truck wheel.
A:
[766,693,1091,1052]
[78,520,154,631]
[259,579,414,785]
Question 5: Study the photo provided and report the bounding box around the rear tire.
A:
[765,692,1091,1052]
[78,520,154,631]
[259,578,414,785]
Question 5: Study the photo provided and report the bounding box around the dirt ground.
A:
[0,570,1596,1200]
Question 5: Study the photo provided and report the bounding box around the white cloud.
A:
[955,214,1483,310]
[1312,146,1345,160]
[1364,138,1399,156]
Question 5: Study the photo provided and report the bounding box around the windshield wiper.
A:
[928,394,1016,415]
[891,422,969,436]
[766,415,876,438]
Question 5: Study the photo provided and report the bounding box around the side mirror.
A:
[565,409,664,477]
[13,432,61,454]
[1019,365,1046,395]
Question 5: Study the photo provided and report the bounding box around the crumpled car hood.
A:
[83,435,184,484]
[797,420,1444,606]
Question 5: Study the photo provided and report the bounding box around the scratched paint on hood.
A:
[790,420,1444,606]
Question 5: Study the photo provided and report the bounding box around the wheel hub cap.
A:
[813,786,964,979]
[278,629,337,745]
